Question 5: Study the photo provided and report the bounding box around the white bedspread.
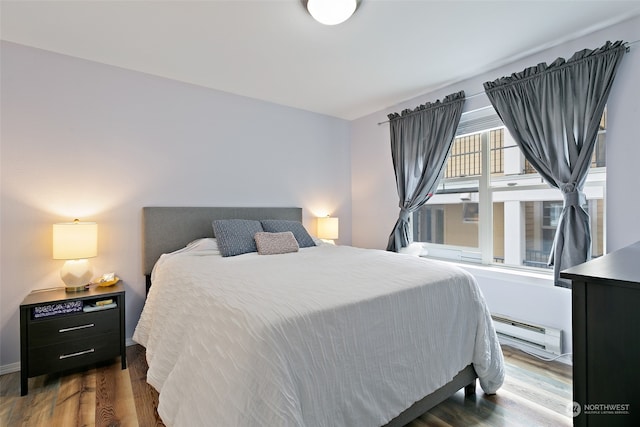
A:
[134,244,504,427]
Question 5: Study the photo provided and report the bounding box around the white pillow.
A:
[185,238,220,253]
[398,242,425,257]
[311,236,332,246]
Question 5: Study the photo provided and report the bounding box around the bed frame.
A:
[142,206,477,426]
[142,206,303,292]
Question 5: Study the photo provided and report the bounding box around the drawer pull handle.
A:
[59,348,95,359]
[59,323,95,333]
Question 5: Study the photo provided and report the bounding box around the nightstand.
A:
[20,283,126,396]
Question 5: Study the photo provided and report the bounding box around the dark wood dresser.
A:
[20,283,126,395]
[561,241,640,427]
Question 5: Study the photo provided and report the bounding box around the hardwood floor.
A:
[1,344,571,426]
[407,346,572,427]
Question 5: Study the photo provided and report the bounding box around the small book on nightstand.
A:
[82,300,117,312]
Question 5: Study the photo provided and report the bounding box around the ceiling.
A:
[2,0,640,120]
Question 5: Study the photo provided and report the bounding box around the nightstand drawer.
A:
[20,284,126,395]
[29,308,119,347]
[28,332,120,376]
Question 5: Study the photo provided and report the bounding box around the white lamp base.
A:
[60,259,93,292]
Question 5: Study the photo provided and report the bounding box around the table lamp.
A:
[317,216,339,244]
[53,219,97,292]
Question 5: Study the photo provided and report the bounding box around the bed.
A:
[134,207,504,426]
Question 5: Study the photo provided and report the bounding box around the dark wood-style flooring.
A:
[1,344,571,426]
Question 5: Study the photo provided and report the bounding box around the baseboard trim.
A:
[0,362,21,375]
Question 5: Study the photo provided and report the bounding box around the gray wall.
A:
[0,41,352,368]
[351,15,640,355]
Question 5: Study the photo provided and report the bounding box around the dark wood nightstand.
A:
[20,283,126,396]
[561,241,640,427]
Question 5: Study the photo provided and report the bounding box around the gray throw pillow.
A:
[212,219,264,257]
[260,220,316,248]
[254,232,299,255]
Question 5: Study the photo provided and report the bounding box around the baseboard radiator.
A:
[491,314,562,356]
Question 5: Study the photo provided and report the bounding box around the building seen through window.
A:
[413,107,606,270]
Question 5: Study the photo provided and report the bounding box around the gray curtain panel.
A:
[483,40,627,287]
[386,91,465,252]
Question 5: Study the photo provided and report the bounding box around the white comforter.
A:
[133,244,504,427]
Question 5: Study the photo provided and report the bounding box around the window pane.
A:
[543,201,563,227]
[446,134,482,178]
[590,199,605,258]
[445,128,504,178]
[414,125,486,259]
[595,108,607,168]
[490,129,504,175]
[519,199,604,269]
[524,201,557,269]
[414,199,479,248]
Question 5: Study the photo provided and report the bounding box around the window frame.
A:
[413,106,607,273]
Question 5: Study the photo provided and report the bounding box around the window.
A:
[413,107,606,270]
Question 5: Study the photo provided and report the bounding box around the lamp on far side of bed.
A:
[53,219,97,292]
[317,216,339,245]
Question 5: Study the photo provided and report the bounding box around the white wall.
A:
[2,16,639,370]
[0,41,352,369]
[351,15,640,356]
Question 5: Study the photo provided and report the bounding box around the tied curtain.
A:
[483,40,626,287]
[387,91,465,252]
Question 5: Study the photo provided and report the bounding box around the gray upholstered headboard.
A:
[142,207,302,277]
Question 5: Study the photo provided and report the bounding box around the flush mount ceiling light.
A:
[306,0,358,26]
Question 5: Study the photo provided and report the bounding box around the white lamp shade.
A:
[53,221,98,260]
[317,217,339,240]
[307,0,357,25]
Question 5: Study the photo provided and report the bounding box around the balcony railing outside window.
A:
[445,129,504,178]
[447,127,605,179]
